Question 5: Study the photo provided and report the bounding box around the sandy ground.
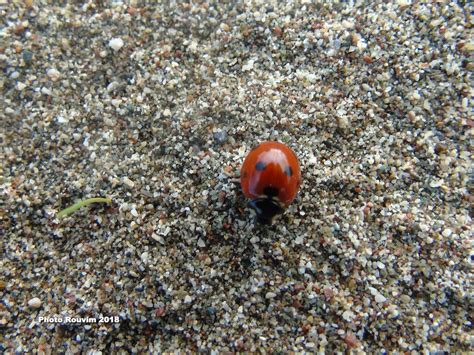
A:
[1,1,473,352]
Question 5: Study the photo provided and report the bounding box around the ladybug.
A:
[240,141,301,224]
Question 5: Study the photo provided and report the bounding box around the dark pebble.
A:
[213,130,228,144]
[23,50,33,64]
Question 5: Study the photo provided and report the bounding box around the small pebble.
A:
[197,238,206,248]
[22,50,33,64]
[265,292,277,299]
[345,332,359,348]
[242,60,254,71]
[442,228,452,237]
[375,293,387,303]
[28,298,42,309]
[400,294,411,304]
[123,177,135,188]
[47,68,61,81]
[213,130,228,144]
[111,99,122,108]
[109,37,124,51]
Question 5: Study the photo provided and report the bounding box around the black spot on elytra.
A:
[242,171,248,178]
[263,186,279,197]
[255,161,266,171]
[284,166,293,176]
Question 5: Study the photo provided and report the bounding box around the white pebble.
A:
[375,293,387,303]
[242,60,254,71]
[430,179,443,188]
[250,236,259,244]
[397,0,411,6]
[265,292,277,299]
[123,177,135,188]
[342,310,354,321]
[47,68,61,81]
[56,115,69,124]
[442,228,452,237]
[294,236,304,245]
[423,100,431,111]
[41,87,52,95]
[184,295,193,304]
[104,117,114,126]
[342,20,354,29]
[111,99,122,108]
[188,41,198,52]
[109,37,124,51]
[419,223,430,232]
[28,297,42,309]
[197,238,206,248]
[150,233,165,244]
[308,155,317,165]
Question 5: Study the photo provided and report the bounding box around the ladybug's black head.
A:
[248,198,284,225]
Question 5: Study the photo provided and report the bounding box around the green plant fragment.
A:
[57,197,112,218]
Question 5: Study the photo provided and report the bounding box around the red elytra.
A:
[240,141,301,223]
